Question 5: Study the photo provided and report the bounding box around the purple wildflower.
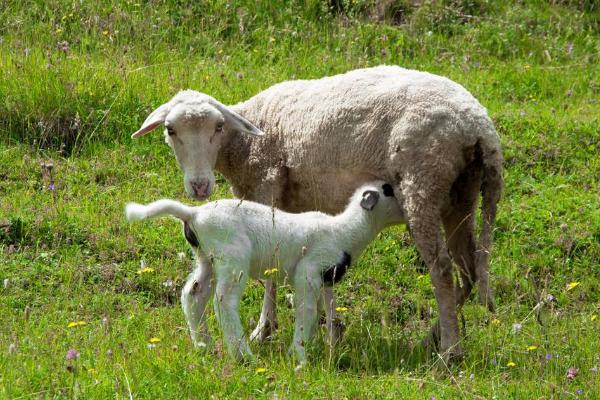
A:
[545,353,552,361]
[66,349,80,361]
[49,183,55,190]
[576,389,583,396]
[546,294,555,303]
[566,43,574,55]
[567,367,578,380]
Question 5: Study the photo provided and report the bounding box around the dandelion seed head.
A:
[512,323,523,334]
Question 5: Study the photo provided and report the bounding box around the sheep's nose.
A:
[191,181,210,200]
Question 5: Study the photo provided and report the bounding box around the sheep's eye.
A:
[215,122,224,133]
[166,127,176,136]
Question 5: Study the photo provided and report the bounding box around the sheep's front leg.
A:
[250,279,278,342]
[291,267,321,363]
[181,257,213,349]
[213,264,254,362]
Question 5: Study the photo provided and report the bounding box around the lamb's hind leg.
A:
[181,255,213,349]
[250,279,278,342]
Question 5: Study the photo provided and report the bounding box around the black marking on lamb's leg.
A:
[184,222,199,248]
[382,183,395,197]
[322,252,352,286]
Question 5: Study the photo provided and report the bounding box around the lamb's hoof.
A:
[249,320,278,343]
[192,340,212,352]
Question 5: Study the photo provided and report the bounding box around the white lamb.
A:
[125,181,405,362]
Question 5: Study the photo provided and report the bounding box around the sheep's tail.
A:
[476,136,503,313]
[125,199,195,223]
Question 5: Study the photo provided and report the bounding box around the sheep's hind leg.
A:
[213,262,254,362]
[404,197,463,362]
[250,279,278,342]
[181,256,213,349]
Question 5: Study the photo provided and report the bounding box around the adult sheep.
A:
[131,65,503,361]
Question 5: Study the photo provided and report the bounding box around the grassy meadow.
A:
[1,0,599,398]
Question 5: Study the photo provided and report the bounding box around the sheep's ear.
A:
[213,102,264,137]
[131,103,171,138]
[360,190,380,211]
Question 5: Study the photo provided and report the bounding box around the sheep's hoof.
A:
[326,318,346,347]
[249,319,278,343]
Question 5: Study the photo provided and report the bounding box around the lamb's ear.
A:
[131,103,171,138]
[213,102,264,137]
[360,190,380,211]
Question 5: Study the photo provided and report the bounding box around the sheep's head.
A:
[355,181,406,228]
[131,90,263,200]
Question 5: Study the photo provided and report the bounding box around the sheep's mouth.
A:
[188,181,212,200]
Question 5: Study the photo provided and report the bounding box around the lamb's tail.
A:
[476,136,503,312]
[125,199,195,223]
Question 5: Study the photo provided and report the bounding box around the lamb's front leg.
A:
[320,286,345,346]
[250,279,278,342]
[213,264,254,362]
[291,267,321,363]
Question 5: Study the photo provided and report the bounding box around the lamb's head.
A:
[131,90,263,200]
[351,181,406,229]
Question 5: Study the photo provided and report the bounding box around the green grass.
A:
[1,0,600,398]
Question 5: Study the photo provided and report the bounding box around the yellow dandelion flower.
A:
[68,321,87,328]
[102,30,109,36]
[491,318,501,326]
[566,282,580,291]
[137,267,155,275]
[527,345,538,351]
[507,361,516,367]
[264,268,279,276]
[335,307,349,312]
[592,314,597,321]
[255,367,267,373]
[149,337,161,343]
